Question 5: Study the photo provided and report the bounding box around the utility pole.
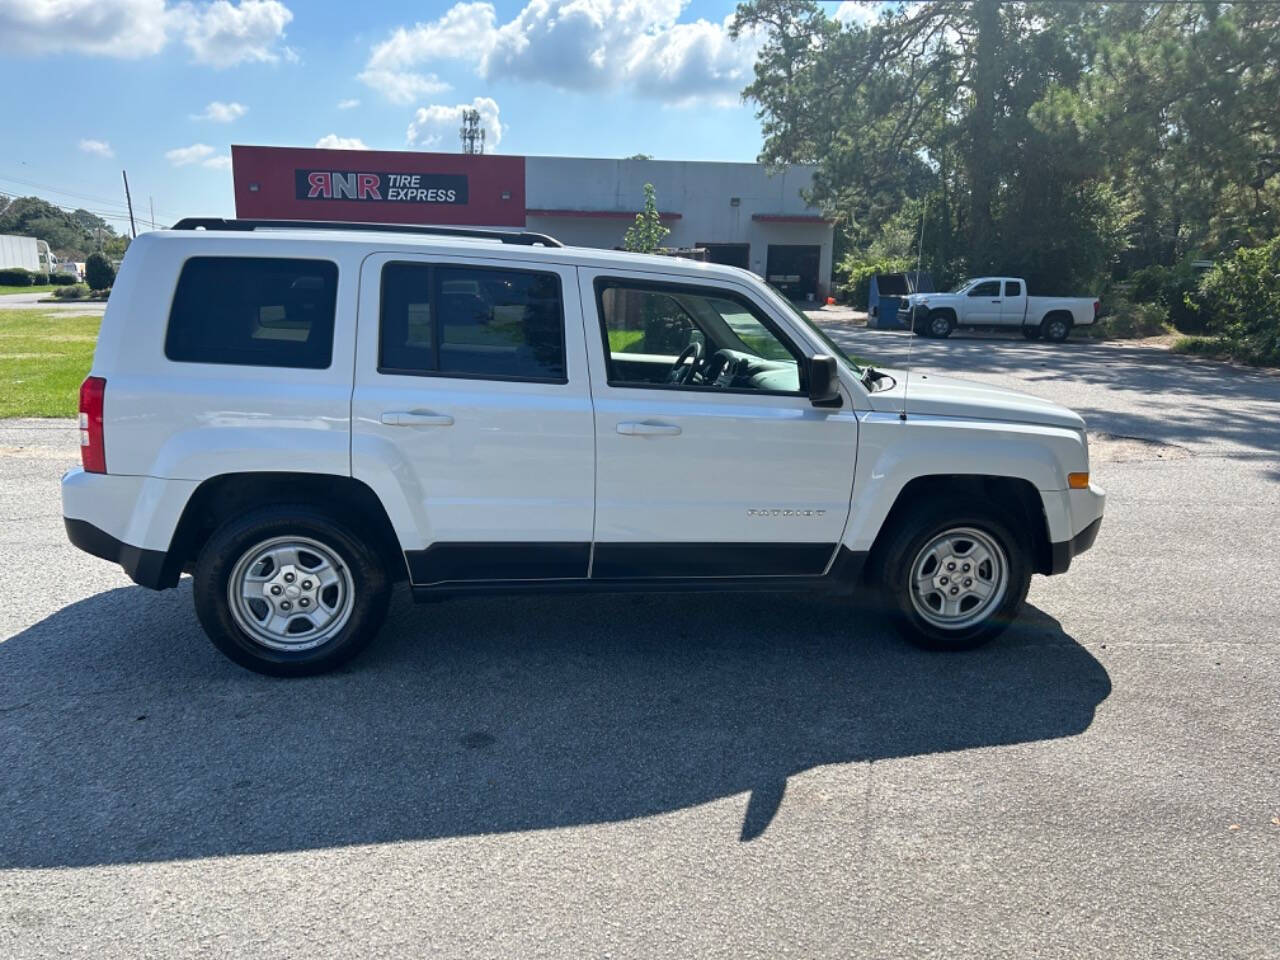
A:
[460,109,485,155]
[149,196,155,231]
[122,170,137,238]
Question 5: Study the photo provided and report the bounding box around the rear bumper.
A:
[64,517,178,589]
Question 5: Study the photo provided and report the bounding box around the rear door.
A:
[351,252,595,587]
[578,269,858,580]
[1000,279,1027,326]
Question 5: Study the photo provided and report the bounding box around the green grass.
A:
[608,329,646,353]
[0,309,99,417]
[0,284,59,296]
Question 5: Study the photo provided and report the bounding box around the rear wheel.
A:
[877,499,1031,651]
[1041,314,1072,342]
[194,505,391,676]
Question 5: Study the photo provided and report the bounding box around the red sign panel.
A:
[232,145,526,226]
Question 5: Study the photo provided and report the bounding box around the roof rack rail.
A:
[169,217,563,248]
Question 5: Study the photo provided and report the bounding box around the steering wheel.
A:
[702,349,737,383]
[668,340,705,384]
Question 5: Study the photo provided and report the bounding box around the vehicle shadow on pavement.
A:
[0,583,1110,867]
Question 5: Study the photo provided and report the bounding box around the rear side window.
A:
[1005,281,1022,297]
[166,257,338,369]
[379,263,566,382]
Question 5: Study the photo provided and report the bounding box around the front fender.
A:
[843,412,1089,551]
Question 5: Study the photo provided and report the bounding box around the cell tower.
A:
[460,109,485,155]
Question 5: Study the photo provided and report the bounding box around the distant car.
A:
[901,277,1099,341]
[62,219,1104,676]
[52,262,83,281]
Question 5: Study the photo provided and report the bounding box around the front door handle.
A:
[381,411,454,427]
[617,421,681,437]
[992,299,1002,303]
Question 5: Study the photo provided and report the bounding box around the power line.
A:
[0,171,178,221]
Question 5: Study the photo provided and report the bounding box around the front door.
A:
[964,279,1003,324]
[351,252,595,586]
[578,270,858,580]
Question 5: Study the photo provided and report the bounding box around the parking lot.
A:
[1,326,1276,958]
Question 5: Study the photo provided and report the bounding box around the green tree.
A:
[622,183,670,254]
[732,1,1279,295]
[0,196,102,259]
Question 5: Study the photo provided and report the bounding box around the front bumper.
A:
[1048,515,1102,575]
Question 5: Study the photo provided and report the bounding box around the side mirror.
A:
[807,355,842,407]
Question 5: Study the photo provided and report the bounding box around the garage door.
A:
[766,245,820,301]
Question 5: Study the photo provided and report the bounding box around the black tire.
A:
[927,311,955,339]
[193,505,391,676]
[876,498,1031,651]
[1041,314,1072,342]
[1022,326,1042,340]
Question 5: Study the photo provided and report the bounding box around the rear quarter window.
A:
[165,256,338,369]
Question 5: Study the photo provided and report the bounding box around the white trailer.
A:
[0,234,54,273]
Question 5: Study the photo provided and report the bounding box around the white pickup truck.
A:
[901,277,1099,341]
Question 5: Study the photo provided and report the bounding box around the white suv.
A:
[62,219,1104,676]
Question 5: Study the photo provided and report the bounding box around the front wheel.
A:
[193,506,391,676]
[927,311,955,338]
[877,500,1031,651]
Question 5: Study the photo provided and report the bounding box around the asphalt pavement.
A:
[1,326,1276,958]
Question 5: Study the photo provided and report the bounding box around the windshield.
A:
[949,279,975,293]
[770,289,865,375]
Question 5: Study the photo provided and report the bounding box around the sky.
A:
[1,1,871,233]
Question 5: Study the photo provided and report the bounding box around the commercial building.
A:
[231,145,834,301]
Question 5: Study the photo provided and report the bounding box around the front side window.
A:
[380,263,566,382]
[166,257,338,369]
[969,281,1001,297]
[596,281,802,394]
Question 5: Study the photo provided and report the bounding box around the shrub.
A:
[1190,237,1280,366]
[837,254,912,310]
[1089,298,1170,338]
[48,271,78,285]
[52,283,90,300]
[85,252,116,291]
[0,267,33,286]
[1122,262,1206,333]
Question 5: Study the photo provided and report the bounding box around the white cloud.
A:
[193,100,248,122]
[833,2,880,27]
[337,98,361,110]
[0,1,294,66]
[79,139,115,158]
[315,134,370,150]
[175,0,294,67]
[166,142,217,166]
[360,0,758,106]
[356,68,450,105]
[407,97,502,150]
[627,15,761,107]
[203,154,232,169]
[0,0,169,58]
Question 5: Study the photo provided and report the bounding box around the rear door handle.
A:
[617,421,681,437]
[381,411,454,427]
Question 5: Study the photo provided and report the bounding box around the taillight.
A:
[1093,300,1100,317]
[79,376,106,474]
